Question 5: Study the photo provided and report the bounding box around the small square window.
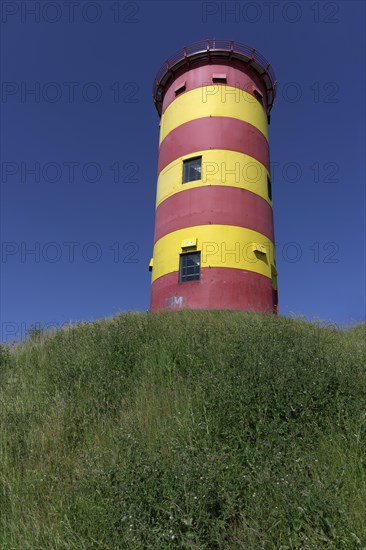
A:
[174,81,186,95]
[212,73,227,83]
[179,252,200,282]
[267,175,272,200]
[183,156,202,183]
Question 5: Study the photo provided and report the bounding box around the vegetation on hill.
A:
[1,311,365,548]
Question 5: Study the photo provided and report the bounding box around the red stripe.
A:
[150,267,275,313]
[158,117,269,175]
[162,62,268,113]
[154,186,274,243]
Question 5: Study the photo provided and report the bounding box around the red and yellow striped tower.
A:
[149,40,278,313]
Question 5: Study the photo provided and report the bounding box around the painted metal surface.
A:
[160,63,268,113]
[151,268,274,313]
[159,86,268,143]
[158,117,270,175]
[154,186,274,243]
[150,40,278,314]
[151,225,274,283]
[156,149,271,207]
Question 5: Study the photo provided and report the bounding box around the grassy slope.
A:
[0,311,365,549]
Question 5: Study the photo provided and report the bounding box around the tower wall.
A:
[150,41,278,313]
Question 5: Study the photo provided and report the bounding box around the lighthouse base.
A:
[150,267,277,314]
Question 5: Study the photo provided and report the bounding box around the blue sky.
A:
[1,0,365,342]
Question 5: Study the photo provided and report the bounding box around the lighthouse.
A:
[149,40,278,313]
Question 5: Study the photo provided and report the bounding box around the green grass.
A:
[1,311,365,549]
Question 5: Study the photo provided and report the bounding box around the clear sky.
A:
[1,0,365,342]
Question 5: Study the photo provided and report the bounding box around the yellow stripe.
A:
[159,86,268,144]
[152,225,275,283]
[156,149,271,207]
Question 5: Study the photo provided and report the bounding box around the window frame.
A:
[179,251,201,282]
[182,156,202,184]
[212,73,227,83]
[174,81,186,96]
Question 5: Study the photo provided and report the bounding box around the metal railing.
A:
[153,39,277,107]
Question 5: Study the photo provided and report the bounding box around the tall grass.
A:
[1,311,365,548]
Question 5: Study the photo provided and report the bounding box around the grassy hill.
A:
[1,311,365,549]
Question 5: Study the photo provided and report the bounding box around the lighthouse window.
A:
[174,81,186,95]
[183,156,202,183]
[179,252,201,282]
[267,175,272,200]
[212,73,227,83]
